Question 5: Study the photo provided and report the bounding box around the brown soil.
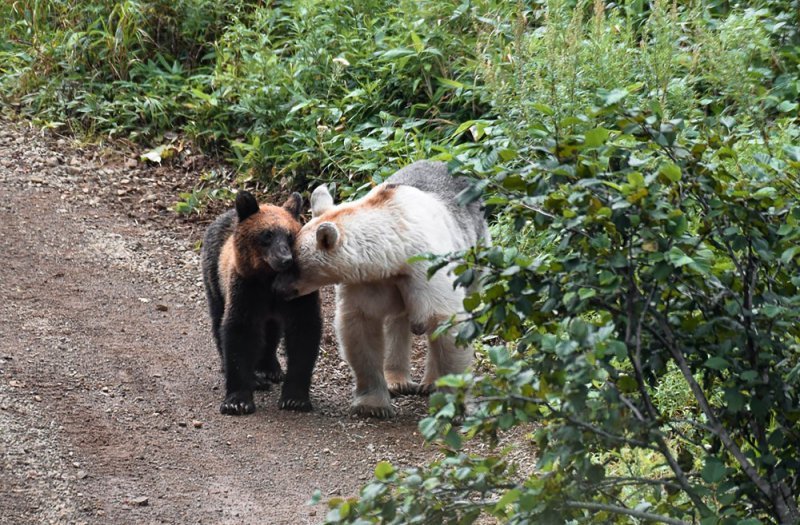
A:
[0,119,437,524]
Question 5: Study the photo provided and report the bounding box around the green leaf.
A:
[780,246,800,264]
[531,103,555,116]
[437,77,465,90]
[667,247,694,267]
[704,356,730,371]
[627,172,645,187]
[494,489,521,511]
[702,457,727,483]
[724,388,745,412]
[409,31,424,53]
[374,461,394,481]
[379,47,415,59]
[783,145,800,162]
[753,187,776,200]
[660,162,682,182]
[601,88,628,106]
[443,428,462,449]
[584,127,610,148]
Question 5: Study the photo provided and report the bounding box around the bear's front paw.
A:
[220,391,255,415]
[350,404,396,419]
[388,380,421,397]
[351,391,395,418]
[279,396,312,412]
[279,383,312,412]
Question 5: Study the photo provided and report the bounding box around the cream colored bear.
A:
[282,161,489,418]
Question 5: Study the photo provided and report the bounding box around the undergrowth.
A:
[2,1,800,523]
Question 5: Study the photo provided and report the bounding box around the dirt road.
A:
[0,120,434,524]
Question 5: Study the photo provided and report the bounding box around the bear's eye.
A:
[260,232,273,245]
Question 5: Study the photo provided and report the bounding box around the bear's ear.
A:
[235,191,260,221]
[316,222,339,250]
[311,185,334,218]
[282,192,303,219]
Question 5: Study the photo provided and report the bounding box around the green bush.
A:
[320,1,800,524]
[2,1,799,523]
[0,0,508,191]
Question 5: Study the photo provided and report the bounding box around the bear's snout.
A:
[270,252,293,272]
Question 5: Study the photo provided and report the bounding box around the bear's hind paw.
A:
[417,383,436,396]
[350,404,396,419]
[253,371,273,391]
[254,369,284,390]
[279,397,312,412]
[388,381,421,397]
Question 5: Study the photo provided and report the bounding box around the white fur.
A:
[293,183,482,417]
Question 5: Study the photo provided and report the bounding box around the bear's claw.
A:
[417,383,435,396]
[220,391,256,415]
[279,397,312,412]
[350,404,396,419]
[388,381,421,397]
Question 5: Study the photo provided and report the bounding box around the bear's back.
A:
[387,160,487,244]
[202,209,237,270]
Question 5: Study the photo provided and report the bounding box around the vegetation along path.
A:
[0,119,437,524]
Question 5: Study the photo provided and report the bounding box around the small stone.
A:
[155,304,168,312]
[125,159,137,169]
[33,395,42,402]
[177,421,187,427]
[129,496,149,507]
[76,470,88,480]
[192,420,203,429]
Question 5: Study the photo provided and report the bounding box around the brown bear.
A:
[201,191,322,415]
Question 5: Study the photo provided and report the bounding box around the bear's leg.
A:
[383,313,418,396]
[219,313,263,415]
[279,292,322,412]
[254,320,283,390]
[420,332,474,394]
[398,271,463,338]
[336,283,399,418]
[205,286,226,365]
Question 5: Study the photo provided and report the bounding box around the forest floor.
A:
[0,118,459,524]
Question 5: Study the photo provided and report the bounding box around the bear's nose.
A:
[274,254,293,271]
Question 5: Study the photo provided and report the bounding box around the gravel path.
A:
[0,119,435,524]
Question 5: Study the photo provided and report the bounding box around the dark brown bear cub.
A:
[201,191,321,415]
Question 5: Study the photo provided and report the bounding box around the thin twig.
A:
[565,500,690,525]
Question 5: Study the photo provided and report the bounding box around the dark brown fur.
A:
[201,192,322,415]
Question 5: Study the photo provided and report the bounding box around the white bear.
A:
[282,160,489,418]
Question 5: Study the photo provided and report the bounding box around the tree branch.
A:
[652,313,800,523]
[565,501,690,525]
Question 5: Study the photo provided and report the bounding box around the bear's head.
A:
[275,183,406,298]
[231,191,303,278]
